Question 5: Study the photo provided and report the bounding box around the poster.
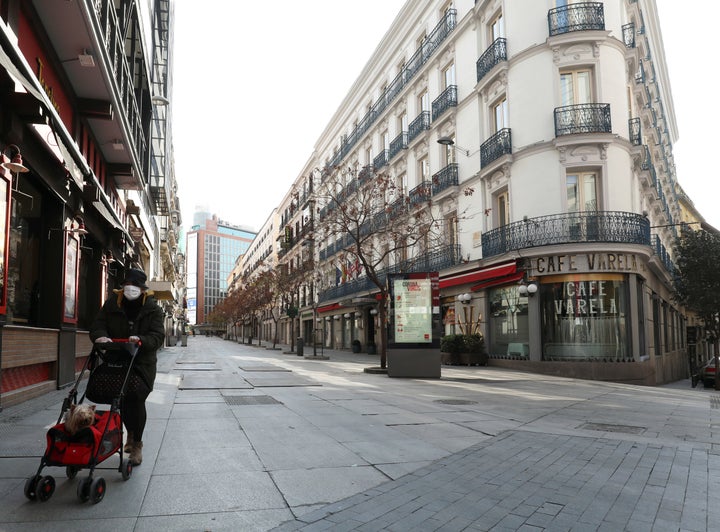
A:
[63,234,79,323]
[393,278,432,343]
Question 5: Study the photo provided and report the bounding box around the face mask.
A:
[123,285,142,301]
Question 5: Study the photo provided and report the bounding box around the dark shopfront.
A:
[483,251,688,385]
[0,81,129,409]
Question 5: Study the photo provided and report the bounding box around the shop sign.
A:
[129,227,144,242]
[531,253,645,275]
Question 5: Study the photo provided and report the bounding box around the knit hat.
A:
[122,268,148,289]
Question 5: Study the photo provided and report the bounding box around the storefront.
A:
[440,249,687,385]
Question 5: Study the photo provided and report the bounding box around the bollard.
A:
[297,337,304,357]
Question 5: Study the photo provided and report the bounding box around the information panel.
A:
[388,272,440,349]
[393,277,432,343]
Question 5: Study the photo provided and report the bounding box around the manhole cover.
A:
[579,422,645,434]
[224,395,282,406]
[434,399,478,405]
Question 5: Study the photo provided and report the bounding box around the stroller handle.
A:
[110,338,142,346]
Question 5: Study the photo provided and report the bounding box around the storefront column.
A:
[528,292,542,361]
[627,275,640,361]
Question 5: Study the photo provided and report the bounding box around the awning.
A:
[470,271,525,292]
[147,281,175,301]
[439,261,517,289]
[317,302,343,314]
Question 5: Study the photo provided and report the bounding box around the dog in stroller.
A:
[23,340,140,504]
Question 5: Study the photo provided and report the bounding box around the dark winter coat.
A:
[89,289,165,389]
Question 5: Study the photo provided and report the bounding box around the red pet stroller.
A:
[24,339,141,504]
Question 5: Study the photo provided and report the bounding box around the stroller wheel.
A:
[90,477,106,504]
[36,476,55,502]
[24,474,41,500]
[121,458,133,480]
[66,466,80,479]
[77,476,92,503]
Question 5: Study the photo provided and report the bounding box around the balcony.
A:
[358,165,375,184]
[554,103,611,136]
[409,181,431,207]
[431,85,457,121]
[629,118,641,146]
[482,211,651,259]
[548,2,605,37]
[431,163,459,195]
[326,9,456,169]
[480,128,512,168]
[373,150,389,170]
[408,111,430,143]
[318,244,462,303]
[389,132,408,160]
[477,38,507,83]
[622,22,636,48]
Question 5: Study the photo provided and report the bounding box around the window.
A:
[397,173,407,196]
[398,112,408,133]
[442,62,455,89]
[419,90,429,113]
[560,69,592,106]
[444,214,458,249]
[442,135,456,165]
[541,276,629,361]
[490,12,504,40]
[496,190,510,226]
[418,156,430,183]
[566,172,598,212]
[493,98,509,132]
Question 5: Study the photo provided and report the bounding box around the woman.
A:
[90,268,165,465]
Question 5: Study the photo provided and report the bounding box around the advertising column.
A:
[387,272,441,378]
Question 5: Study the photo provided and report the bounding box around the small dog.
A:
[63,404,96,435]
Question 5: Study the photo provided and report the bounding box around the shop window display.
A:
[541,275,629,360]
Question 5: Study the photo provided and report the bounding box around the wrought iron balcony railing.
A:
[318,244,462,303]
[476,38,507,83]
[629,118,641,146]
[373,149,389,170]
[622,22,636,48]
[554,103,611,136]
[431,85,458,121]
[652,234,676,277]
[480,128,512,168]
[388,132,408,160]
[548,2,605,37]
[327,9,456,169]
[409,181,431,207]
[408,111,431,142]
[482,211,651,258]
[431,163,459,195]
[358,165,375,183]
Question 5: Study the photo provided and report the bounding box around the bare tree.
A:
[311,163,461,368]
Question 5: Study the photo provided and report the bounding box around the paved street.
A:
[0,336,717,531]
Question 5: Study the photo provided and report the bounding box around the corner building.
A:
[270,0,698,385]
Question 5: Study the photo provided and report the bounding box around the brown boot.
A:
[124,431,134,454]
[129,441,143,466]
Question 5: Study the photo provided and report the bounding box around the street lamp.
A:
[518,282,538,297]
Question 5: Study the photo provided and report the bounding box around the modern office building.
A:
[186,211,256,328]
[254,0,705,385]
[0,0,182,407]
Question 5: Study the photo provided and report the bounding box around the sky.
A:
[171,1,720,235]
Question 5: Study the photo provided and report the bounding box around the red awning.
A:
[439,261,516,289]
[317,302,343,314]
[470,271,525,292]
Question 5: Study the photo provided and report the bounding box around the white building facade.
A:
[261,0,690,385]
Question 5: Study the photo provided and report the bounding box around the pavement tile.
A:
[1,338,716,531]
